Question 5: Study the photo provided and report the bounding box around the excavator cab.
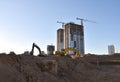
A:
[30,43,41,55]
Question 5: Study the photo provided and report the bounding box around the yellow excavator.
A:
[55,48,80,57]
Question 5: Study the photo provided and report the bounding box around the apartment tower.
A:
[57,28,64,51]
[64,22,85,54]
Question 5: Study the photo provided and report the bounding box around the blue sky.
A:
[0,0,120,54]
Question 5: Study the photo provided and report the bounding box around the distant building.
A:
[64,22,85,54]
[41,51,45,55]
[108,45,115,54]
[47,45,55,55]
[57,28,64,51]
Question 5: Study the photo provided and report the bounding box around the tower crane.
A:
[76,18,96,26]
[57,21,65,28]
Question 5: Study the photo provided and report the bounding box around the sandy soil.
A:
[0,53,120,82]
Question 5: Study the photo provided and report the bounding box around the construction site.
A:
[0,52,120,82]
[0,18,120,82]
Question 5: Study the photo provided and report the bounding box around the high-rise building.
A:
[64,22,85,54]
[108,45,115,55]
[57,28,64,51]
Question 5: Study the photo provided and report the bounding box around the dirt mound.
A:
[0,53,120,82]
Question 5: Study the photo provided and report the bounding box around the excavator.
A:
[55,48,80,57]
[30,43,80,58]
[30,43,42,55]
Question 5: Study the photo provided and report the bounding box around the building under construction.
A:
[57,28,64,51]
[57,22,85,54]
[108,45,115,55]
[47,45,55,55]
[64,22,84,54]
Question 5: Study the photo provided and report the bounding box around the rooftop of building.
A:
[65,22,83,27]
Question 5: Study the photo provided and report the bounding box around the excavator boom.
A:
[30,43,41,55]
